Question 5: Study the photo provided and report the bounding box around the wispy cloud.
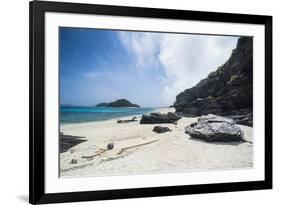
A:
[118,32,238,106]
[117,32,160,70]
[83,71,112,79]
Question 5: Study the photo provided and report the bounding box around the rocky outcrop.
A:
[96,99,140,108]
[140,112,181,124]
[153,126,171,133]
[174,37,253,126]
[117,117,138,123]
[59,132,87,153]
[185,114,244,142]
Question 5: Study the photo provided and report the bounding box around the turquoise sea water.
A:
[60,106,156,124]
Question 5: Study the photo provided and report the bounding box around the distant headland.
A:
[96,99,140,108]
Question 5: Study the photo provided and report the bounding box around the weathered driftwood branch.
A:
[117,139,159,155]
[81,149,107,159]
[81,138,159,159]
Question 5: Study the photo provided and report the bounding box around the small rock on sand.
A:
[107,142,114,150]
[153,126,171,134]
[70,159,78,164]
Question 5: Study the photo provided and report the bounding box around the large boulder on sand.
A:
[185,114,244,142]
[140,112,181,124]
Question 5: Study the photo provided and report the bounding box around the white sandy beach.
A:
[60,108,253,177]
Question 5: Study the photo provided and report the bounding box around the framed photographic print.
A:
[29,0,272,204]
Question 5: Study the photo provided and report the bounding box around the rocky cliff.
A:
[174,37,253,126]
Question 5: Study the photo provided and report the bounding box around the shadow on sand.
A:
[188,137,246,146]
[60,132,88,153]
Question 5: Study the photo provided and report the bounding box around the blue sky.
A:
[60,27,238,107]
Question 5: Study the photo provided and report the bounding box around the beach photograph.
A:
[59,28,253,178]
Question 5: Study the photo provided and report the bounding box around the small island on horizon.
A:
[95,99,140,108]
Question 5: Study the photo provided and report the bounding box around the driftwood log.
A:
[117,139,159,155]
[81,149,107,159]
[81,139,159,159]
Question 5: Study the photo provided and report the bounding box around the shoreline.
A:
[60,107,253,177]
[60,107,166,127]
[60,107,171,128]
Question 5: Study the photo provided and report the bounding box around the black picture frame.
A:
[29,0,272,204]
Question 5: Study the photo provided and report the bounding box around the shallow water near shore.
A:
[60,106,156,124]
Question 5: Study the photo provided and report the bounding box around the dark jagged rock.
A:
[140,112,181,124]
[185,114,244,142]
[153,126,171,133]
[96,99,140,108]
[59,132,87,153]
[221,109,253,126]
[174,37,253,126]
[117,117,138,123]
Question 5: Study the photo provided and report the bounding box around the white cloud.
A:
[118,31,160,69]
[118,32,238,106]
[158,34,238,105]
